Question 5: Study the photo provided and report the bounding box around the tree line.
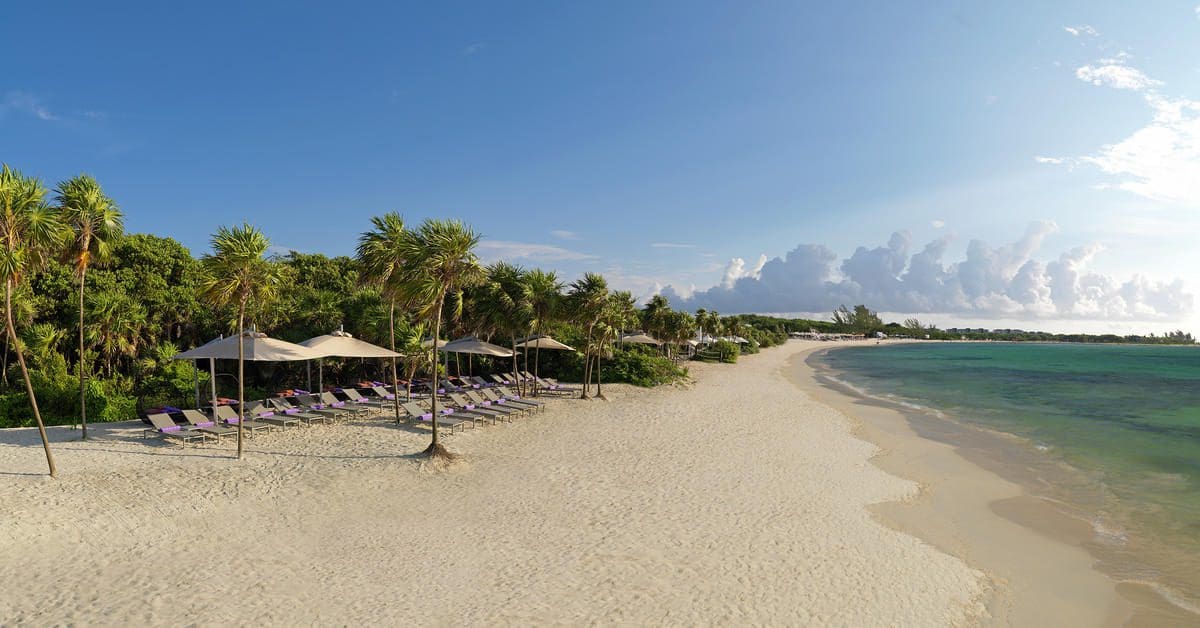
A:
[2,164,789,471]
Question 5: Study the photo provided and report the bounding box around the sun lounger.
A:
[320,392,370,418]
[143,413,210,446]
[215,405,273,436]
[482,387,544,413]
[244,401,302,429]
[283,395,350,421]
[461,390,526,418]
[266,398,332,424]
[446,393,510,424]
[368,386,397,400]
[340,388,389,412]
[400,402,473,433]
[182,409,238,439]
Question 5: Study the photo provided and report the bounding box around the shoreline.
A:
[800,341,1199,627]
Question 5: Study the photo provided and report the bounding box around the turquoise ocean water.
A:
[816,342,1200,610]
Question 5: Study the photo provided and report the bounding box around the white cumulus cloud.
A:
[1075,63,1162,91]
[1063,25,1098,37]
[661,223,1192,321]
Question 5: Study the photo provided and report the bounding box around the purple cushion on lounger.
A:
[226,417,240,424]
[481,400,492,406]
[441,408,454,414]
[294,389,309,394]
[421,413,433,420]
[159,425,181,432]
[198,421,214,427]
[465,404,475,410]
[333,401,345,407]
[163,406,182,413]
[258,411,274,418]
[437,388,445,394]
[284,408,299,415]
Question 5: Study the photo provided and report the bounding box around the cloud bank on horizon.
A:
[661,222,1193,321]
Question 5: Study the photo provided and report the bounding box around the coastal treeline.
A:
[0,165,791,435]
[732,307,1196,344]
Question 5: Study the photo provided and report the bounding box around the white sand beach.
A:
[2,341,1006,625]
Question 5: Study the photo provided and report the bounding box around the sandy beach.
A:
[0,339,1120,626]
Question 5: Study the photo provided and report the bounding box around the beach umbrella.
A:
[513,335,575,351]
[438,335,515,357]
[421,337,448,349]
[515,334,576,396]
[617,332,662,346]
[173,329,321,414]
[299,327,402,395]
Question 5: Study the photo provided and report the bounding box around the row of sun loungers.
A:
[142,383,551,445]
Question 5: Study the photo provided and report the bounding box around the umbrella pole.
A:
[209,357,218,418]
[319,359,323,393]
[193,359,200,408]
[306,361,311,392]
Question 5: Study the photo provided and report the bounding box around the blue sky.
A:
[3,2,1198,333]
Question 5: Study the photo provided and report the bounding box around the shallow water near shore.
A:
[814,341,1200,621]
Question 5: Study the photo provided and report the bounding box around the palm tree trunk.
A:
[533,341,541,398]
[6,279,56,477]
[522,335,529,397]
[388,300,401,423]
[427,297,444,454]
[595,351,602,398]
[580,325,594,399]
[236,304,246,460]
[3,334,10,387]
[509,333,517,396]
[78,263,88,439]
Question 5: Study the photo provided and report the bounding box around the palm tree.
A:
[85,290,147,376]
[0,164,65,476]
[695,308,707,338]
[22,322,66,369]
[593,290,636,398]
[394,219,485,458]
[56,174,123,439]
[566,273,609,400]
[394,318,427,402]
[199,224,283,460]
[355,212,406,422]
[641,294,670,355]
[477,262,531,394]
[525,269,562,397]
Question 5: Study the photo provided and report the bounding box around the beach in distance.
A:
[5,339,1190,626]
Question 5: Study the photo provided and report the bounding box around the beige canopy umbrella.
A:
[174,330,321,361]
[515,334,576,397]
[300,328,402,358]
[513,335,575,351]
[173,330,321,416]
[299,327,402,395]
[438,335,515,357]
[617,332,662,346]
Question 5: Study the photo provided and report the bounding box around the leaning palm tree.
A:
[566,273,609,400]
[56,174,123,439]
[355,212,406,422]
[198,224,283,460]
[525,269,562,397]
[393,219,485,458]
[0,164,66,476]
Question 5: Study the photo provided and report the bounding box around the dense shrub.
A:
[601,349,688,387]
